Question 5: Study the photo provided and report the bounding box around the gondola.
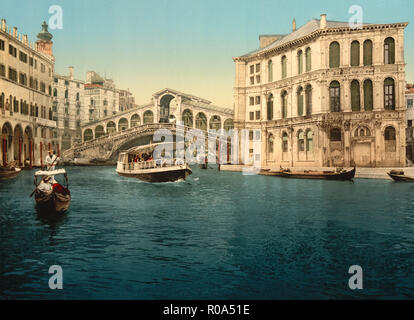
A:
[32,169,71,213]
[260,167,356,180]
[387,170,414,182]
[0,166,22,180]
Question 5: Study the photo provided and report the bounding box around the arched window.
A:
[306,130,313,152]
[209,115,221,130]
[384,126,396,152]
[130,114,140,127]
[330,81,341,112]
[95,125,105,138]
[351,41,360,66]
[107,121,116,133]
[268,60,273,82]
[363,40,373,66]
[182,109,193,127]
[224,119,234,132]
[305,47,311,72]
[143,110,154,124]
[268,134,274,153]
[282,132,289,152]
[281,91,288,118]
[267,94,273,120]
[305,85,312,116]
[351,80,361,111]
[53,88,57,97]
[363,79,373,111]
[83,129,93,142]
[297,50,303,74]
[384,78,395,110]
[384,37,395,64]
[330,128,342,141]
[298,130,305,152]
[118,118,128,131]
[297,87,304,116]
[195,112,207,131]
[281,56,287,79]
[329,42,340,68]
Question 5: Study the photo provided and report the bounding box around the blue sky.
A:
[1,0,413,107]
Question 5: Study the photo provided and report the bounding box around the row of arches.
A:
[329,37,395,68]
[83,109,234,142]
[1,122,34,166]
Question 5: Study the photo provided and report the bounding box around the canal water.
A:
[0,166,413,299]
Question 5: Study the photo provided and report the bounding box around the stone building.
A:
[119,89,135,112]
[84,71,120,122]
[406,83,414,163]
[52,67,86,151]
[233,14,408,168]
[1,19,58,167]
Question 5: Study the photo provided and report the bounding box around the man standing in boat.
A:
[45,150,59,171]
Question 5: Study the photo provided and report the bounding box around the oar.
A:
[29,155,58,197]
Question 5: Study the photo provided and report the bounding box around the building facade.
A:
[52,67,86,151]
[119,89,135,112]
[406,83,414,163]
[1,19,58,167]
[84,71,120,122]
[233,14,408,168]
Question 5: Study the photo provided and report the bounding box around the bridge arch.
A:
[209,115,221,130]
[159,94,175,123]
[107,121,116,134]
[95,125,105,139]
[195,112,207,131]
[130,114,141,127]
[143,110,154,124]
[118,117,129,131]
[182,109,193,127]
[84,128,93,142]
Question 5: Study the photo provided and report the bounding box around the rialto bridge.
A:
[63,88,234,162]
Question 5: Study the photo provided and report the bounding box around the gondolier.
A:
[45,150,59,171]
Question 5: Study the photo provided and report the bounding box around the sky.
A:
[1,0,413,108]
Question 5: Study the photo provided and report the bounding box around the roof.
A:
[153,88,212,105]
[238,18,406,59]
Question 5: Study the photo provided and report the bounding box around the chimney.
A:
[13,27,17,37]
[320,14,327,29]
[69,66,74,80]
[1,19,6,31]
[23,34,28,45]
[292,18,296,32]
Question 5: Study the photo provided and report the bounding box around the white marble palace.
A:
[233,14,408,168]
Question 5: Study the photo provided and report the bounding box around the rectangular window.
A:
[256,111,260,120]
[256,75,260,84]
[64,119,69,127]
[250,65,254,74]
[249,112,254,120]
[255,63,260,73]
[19,51,27,63]
[255,96,260,105]
[408,120,412,127]
[40,82,46,93]
[9,44,16,57]
[19,73,27,86]
[249,131,254,140]
[34,60,37,69]
[408,99,413,109]
[255,131,261,141]
[41,63,45,73]
[250,77,254,85]
[0,39,4,51]
[29,57,33,66]
[8,67,17,82]
[250,97,254,106]
[0,64,5,77]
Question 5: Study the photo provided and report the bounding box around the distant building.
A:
[233,14,408,168]
[52,67,86,151]
[406,83,414,163]
[0,19,59,167]
[84,71,120,122]
[119,89,135,112]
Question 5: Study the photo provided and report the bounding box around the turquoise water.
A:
[0,166,413,299]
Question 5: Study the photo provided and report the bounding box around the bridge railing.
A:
[121,158,184,171]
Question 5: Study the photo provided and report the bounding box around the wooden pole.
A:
[40,142,43,168]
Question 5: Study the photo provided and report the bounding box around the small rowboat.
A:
[260,167,356,181]
[0,166,21,180]
[32,169,71,213]
[387,170,414,182]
